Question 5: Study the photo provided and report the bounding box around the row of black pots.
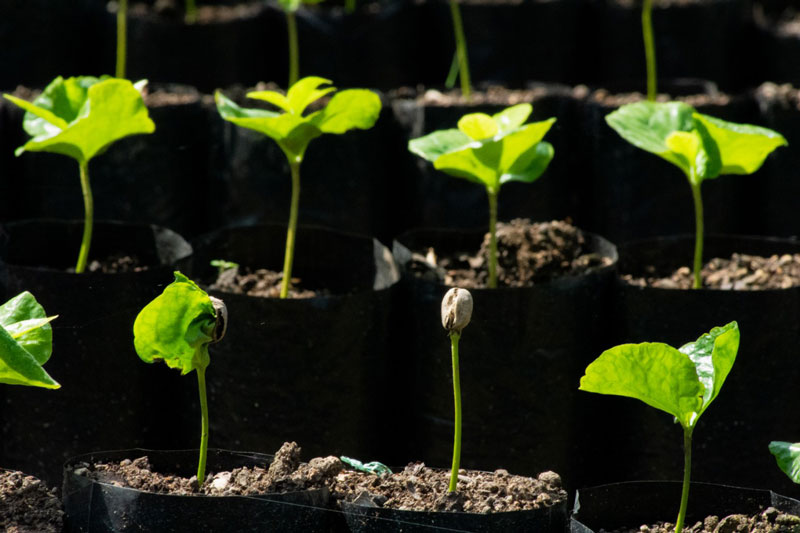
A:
[1,0,789,92]
[3,79,800,246]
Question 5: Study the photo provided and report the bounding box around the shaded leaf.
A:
[770,441,800,484]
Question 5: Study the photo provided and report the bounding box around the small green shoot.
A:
[580,321,740,533]
[210,259,239,276]
[445,0,471,100]
[769,442,800,483]
[0,292,60,389]
[215,77,381,298]
[441,287,472,492]
[277,0,325,86]
[606,102,786,289]
[340,456,392,476]
[185,0,198,23]
[408,104,556,288]
[133,272,227,485]
[3,76,155,273]
[642,0,656,101]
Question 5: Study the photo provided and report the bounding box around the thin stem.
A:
[185,0,197,24]
[75,161,93,274]
[448,332,462,493]
[487,189,498,289]
[196,366,209,485]
[344,0,356,14]
[690,182,704,289]
[642,0,657,101]
[280,160,302,299]
[675,427,693,533]
[449,0,471,100]
[116,0,127,78]
[287,11,299,87]
[445,51,460,89]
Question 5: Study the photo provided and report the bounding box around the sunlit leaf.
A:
[770,441,800,484]
[0,292,59,389]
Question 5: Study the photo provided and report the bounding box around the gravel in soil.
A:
[0,470,63,533]
[600,506,800,532]
[65,254,147,274]
[409,219,612,289]
[396,84,556,107]
[209,265,323,298]
[622,253,800,290]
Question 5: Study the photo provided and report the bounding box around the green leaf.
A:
[5,76,155,164]
[246,90,293,113]
[458,113,498,140]
[770,441,800,484]
[133,272,217,375]
[500,141,554,185]
[310,89,381,134]
[692,113,788,176]
[492,103,532,134]
[435,142,501,189]
[286,76,335,115]
[408,129,473,163]
[0,292,59,389]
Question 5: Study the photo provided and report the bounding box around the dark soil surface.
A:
[209,264,322,298]
[409,219,612,288]
[65,254,147,274]
[127,1,264,23]
[392,84,555,107]
[585,86,731,108]
[622,253,800,290]
[0,470,63,533]
[600,506,800,532]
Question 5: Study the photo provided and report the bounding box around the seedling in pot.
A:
[278,0,325,86]
[215,76,381,298]
[3,76,155,273]
[133,272,227,485]
[606,102,786,289]
[580,321,740,532]
[0,291,60,390]
[441,287,472,492]
[408,104,556,288]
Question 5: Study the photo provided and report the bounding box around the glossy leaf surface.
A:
[133,272,217,375]
[0,292,59,389]
[770,441,800,483]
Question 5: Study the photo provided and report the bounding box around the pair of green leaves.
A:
[0,292,59,389]
[408,104,555,194]
[606,101,787,185]
[215,76,381,164]
[3,76,155,166]
[133,272,219,375]
[580,322,739,430]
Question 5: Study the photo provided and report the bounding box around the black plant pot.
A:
[753,8,800,88]
[571,481,800,532]
[392,226,618,494]
[189,224,403,463]
[62,448,345,533]
[0,219,192,487]
[607,235,800,494]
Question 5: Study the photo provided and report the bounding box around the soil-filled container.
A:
[392,222,618,493]
[0,468,63,533]
[753,7,800,88]
[571,481,800,532]
[0,219,192,487]
[189,224,402,463]
[62,448,343,533]
[608,235,800,495]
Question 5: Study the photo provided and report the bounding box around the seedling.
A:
[441,287,472,492]
[642,0,656,101]
[3,76,155,273]
[340,456,392,476]
[133,272,227,485]
[278,0,325,86]
[580,321,740,532]
[215,76,381,298]
[606,102,786,289]
[408,104,556,288]
[0,292,60,390]
[444,0,472,100]
[210,259,239,276]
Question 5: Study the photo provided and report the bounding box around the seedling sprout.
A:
[606,102,786,288]
[580,321,740,532]
[133,272,227,485]
[3,76,155,273]
[215,76,381,298]
[409,104,556,288]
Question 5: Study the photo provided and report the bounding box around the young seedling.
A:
[444,0,472,100]
[0,291,60,390]
[278,0,325,86]
[441,287,472,492]
[133,272,227,485]
[408,104,556,288]
[580,321,740,532]
[210,259,239,276]
[606,102,786,289]
[3,76,155,273]
[642,0,656,101]
[215,76,381,298]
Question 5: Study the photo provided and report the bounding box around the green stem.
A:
[487,189,498,289]
[287,11,299,87]
[75,161,93,274]
[675,427,693,533]
[344,0,356,14]
[280,160,301,299]
[185,0,197,24]
[116,0,127,78]
[449,0,471,100]
[690,182,704,290]
[444,51,460,89]
[642,0,657,101]
[196,366,209,485]
[448,332,462,493]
